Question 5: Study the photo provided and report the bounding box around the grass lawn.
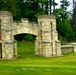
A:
[0,41,76,75]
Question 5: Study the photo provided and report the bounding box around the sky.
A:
[55,0,73,11]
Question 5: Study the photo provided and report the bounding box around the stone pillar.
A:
[35,37,40,55]
[51,31,56,55]
[38,15,53,57]
[0,11,14,59]
[42,31,52,57]
[55,31,58,41]
[13,40,17,56]
[37,15,61,57]
[42,42,52,57]
[52,42,56,55]
[56,40,61,55]
[50,19,57,55]
[2,41,14,59]
[38,31,43,55]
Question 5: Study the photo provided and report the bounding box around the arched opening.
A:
[14,33,36,58]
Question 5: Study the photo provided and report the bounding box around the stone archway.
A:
[14,33,36,57]
[0,11,61,59]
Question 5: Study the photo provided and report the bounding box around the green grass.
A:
[0,41,76,75]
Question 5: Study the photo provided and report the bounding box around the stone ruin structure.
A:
[0,11,61,59]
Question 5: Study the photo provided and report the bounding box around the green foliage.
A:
[0,0,55,21]
[55,0,74,42]
[72,31,76,42]
[57,19,73,42]
[14,34,36,41]
[0,0,21,20]
[59,0,70,20]
[25,34,35,41]
[0,0,51,21]
[17,0,48,21]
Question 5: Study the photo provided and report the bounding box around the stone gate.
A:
[0,11,61,59]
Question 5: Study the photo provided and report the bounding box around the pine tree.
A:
[72,0,76,31]
[60,0,70,21]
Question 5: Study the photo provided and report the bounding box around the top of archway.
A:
[38,15,56,19]
[0,11,12,16]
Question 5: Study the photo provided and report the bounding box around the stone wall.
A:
[12,19,38,36]
[61,43,76,54]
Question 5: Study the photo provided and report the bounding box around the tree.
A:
[60,0,70,21]
[17,0,48,21]
[55,0,73,42]
[52,0,58,15]
[72,0,76,31]
[0,0,20,20]
[57,19,73,41]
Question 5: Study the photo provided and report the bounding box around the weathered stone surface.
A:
[55,40,61,55]
[0,11,62,59]
[71,43,76,52]
[37,15,61,57]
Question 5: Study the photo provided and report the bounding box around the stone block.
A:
[71,43,76,52]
